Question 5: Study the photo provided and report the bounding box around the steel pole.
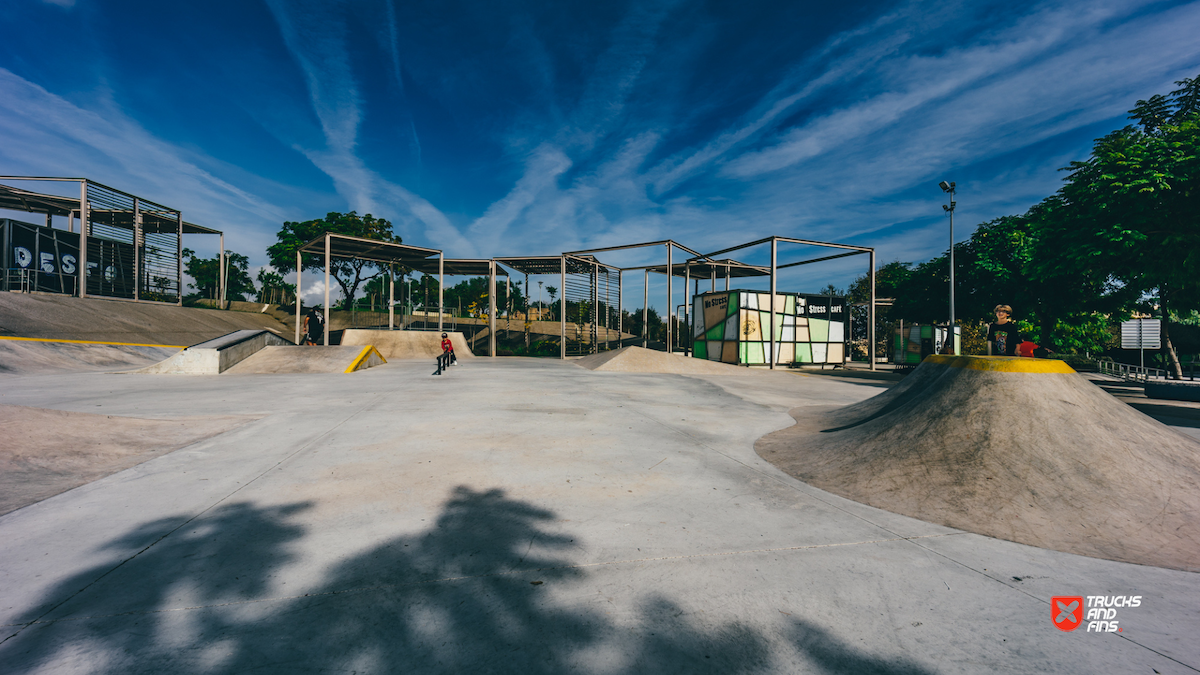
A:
[176,210,183,306]
[295,250,302,345]
[684,263,691,356]
[438,253,444,334]
[769,237,777,370]
[489,259,497,357]
[133,198,141,301]
[869,249,876,371]
[323,234,330,346]
[643,269,649,348]
[618,270,623,346]
[666,243,672,353]
[78,180,87,298]
[560,256,566,359]
[949,189,957,355]
[389,264,395,330]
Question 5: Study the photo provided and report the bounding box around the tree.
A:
[546,286,558,320]
[266,211,401,308]
[1033,75,1200,376]
[183,249,255,302]
[256,268,295,305]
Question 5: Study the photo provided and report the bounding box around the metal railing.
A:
[1097,358,1164,383]
[3,269,78,295]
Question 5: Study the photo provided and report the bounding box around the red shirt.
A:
[441,338,453,352]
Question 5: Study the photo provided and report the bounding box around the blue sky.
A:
[1,0,1197,306]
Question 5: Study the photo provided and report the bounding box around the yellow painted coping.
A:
[0,335,186,349]
[925,354,1075,373]
[345,345,387,373]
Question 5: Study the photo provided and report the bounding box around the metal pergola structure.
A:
[297,233,443,346]
[407,257,508,354]
[495,242,770,359]
[687,235,877,370]
[0,176,223,304]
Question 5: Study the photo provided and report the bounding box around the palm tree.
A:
[546,285,558,321]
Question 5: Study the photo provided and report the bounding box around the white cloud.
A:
[0,68,292,260]
[265,0,474,256]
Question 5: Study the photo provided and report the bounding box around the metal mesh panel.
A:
[84,181,180,302]
[563,257,619,356]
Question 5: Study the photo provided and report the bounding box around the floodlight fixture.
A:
[938,180,958,354]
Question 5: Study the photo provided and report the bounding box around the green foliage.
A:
[848,75,1199,362]
[623,307,664,341]
[256,268,295,304]
[265,211,400,306]
[183,248,255,301]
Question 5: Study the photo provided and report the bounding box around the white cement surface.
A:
[0,359,1196,674]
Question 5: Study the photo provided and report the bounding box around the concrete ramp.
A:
[341,329,471,360]
[138,330,292,375]
[224,345,385,374]
[0,337,180,375]
[0,292,290,345]
[756,355,1200,571]
[575,346,759,376]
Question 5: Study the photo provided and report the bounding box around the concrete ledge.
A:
[138,330,291,375]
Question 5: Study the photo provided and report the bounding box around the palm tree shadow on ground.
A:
[1,486,936,674]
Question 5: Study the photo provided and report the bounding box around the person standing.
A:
[304,306,324,346]
[987,305,1021,356]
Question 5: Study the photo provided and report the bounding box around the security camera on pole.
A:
[939,180,957,355]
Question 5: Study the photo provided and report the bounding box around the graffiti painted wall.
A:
[691,290,847,366]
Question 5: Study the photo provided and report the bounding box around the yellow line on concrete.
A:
[0,335,187,349]
[926,354,1075,373]
[344,345,386,373]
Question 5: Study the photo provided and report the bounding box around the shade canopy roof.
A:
[495,255,605,276]
[640,259,769,278]
[298,232,441,265]
[407,258,507,276]
[0,182,220,235]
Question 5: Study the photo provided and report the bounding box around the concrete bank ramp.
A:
[0,337,180,375]
[138,330,291,375]
[756,355,1200,571]
[0,292,290,345]
[224,345,385,374]
[341,329,471,360]
[576,346,759,375]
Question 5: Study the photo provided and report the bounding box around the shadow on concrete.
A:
[2,487,935,674]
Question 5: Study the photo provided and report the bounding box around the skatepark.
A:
[1,293,1199,674]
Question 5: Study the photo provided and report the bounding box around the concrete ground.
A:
[0,358,1197,674]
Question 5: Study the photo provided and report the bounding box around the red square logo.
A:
[1052,596,1084,632]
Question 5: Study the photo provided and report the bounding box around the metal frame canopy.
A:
[0,176,223,305]
[297,232,443,346]
[687,235,876,371]
[555,240,716,358]
[493,242,771,359]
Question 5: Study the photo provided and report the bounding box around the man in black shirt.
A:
[987,304,1021,356]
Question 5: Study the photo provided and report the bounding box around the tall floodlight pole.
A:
[939,180,957,355]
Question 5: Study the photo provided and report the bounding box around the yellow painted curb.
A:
[925,354,1075,373]
[345,345,387,373]
[0,335,186,349]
